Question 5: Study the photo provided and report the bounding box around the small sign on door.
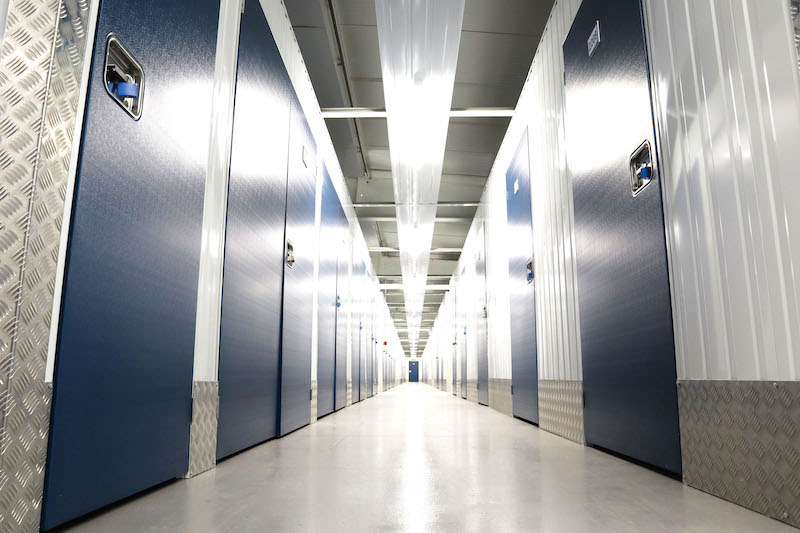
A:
[588,20,601,58]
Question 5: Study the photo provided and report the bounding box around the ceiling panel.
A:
[455,32,539,87]
[442,150,496,177]
[347,80,385,108]
[462,0,553,35]
[357,119,389,146]
[337,25,382,80]
[334,0,377,26]
[324,119,364,178]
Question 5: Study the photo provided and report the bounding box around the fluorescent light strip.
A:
[375,0,465,356]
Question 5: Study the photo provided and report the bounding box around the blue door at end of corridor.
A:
[409,361,419,382]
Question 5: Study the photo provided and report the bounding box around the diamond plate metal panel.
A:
[467,380,478,404]
[538,380,585,444]
[0,0,59,429]
[186,381,219,478]
[489,378,512,417]
[0,0,90,531]
[678,380,800,528]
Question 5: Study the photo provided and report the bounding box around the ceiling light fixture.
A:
[375,0,465,357]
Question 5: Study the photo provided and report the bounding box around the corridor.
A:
[3,0,800,529]
[64,384,790,533]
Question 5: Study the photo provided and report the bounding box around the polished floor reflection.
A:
[65,383,792,532]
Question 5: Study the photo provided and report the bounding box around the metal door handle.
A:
[286,240,295,269]
[629,140,653,196]
[526,259,534,283]
[104,35,145,120]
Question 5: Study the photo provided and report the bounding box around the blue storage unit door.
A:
[458,278,467,399]
[366,304,374,398]
[334,226,349,411]
[364,299,370,398]
[217,0,289,460]
[359,308,367,400]
[41,0,219,528]
[409,361,419,382]
[563,0,681,474]
[279,99,317,436]
[350,261,363,404]
[475,226,489,405]
[506,131,539,424]
[317,165,340,418]
[452,304,457,395]
[358,263,367,401]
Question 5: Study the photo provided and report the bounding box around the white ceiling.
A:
[286,0,554,354]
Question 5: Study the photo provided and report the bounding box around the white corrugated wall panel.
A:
[443,291,454,386]
[464,258,479,381]
[483,173,514,380]
[645,0,800,381]
[426,0,584,384]
[430,291,455,387]
[526,0,583,381]
[451,162,513,381]
[467,0,584,382]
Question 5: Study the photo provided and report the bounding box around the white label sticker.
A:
[588,20,601,58]
[514,178,520,195]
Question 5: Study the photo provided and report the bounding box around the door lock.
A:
[286,240,295,269]
[629,140,653,196]
[526,259,534,283]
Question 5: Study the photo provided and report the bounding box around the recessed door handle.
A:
[286,240,295,269]
[629,140,653,196]
[104,35,145,120]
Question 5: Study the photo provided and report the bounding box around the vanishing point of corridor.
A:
[64,384,791,533]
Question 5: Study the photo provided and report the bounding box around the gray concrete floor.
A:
[65,383,793,532]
